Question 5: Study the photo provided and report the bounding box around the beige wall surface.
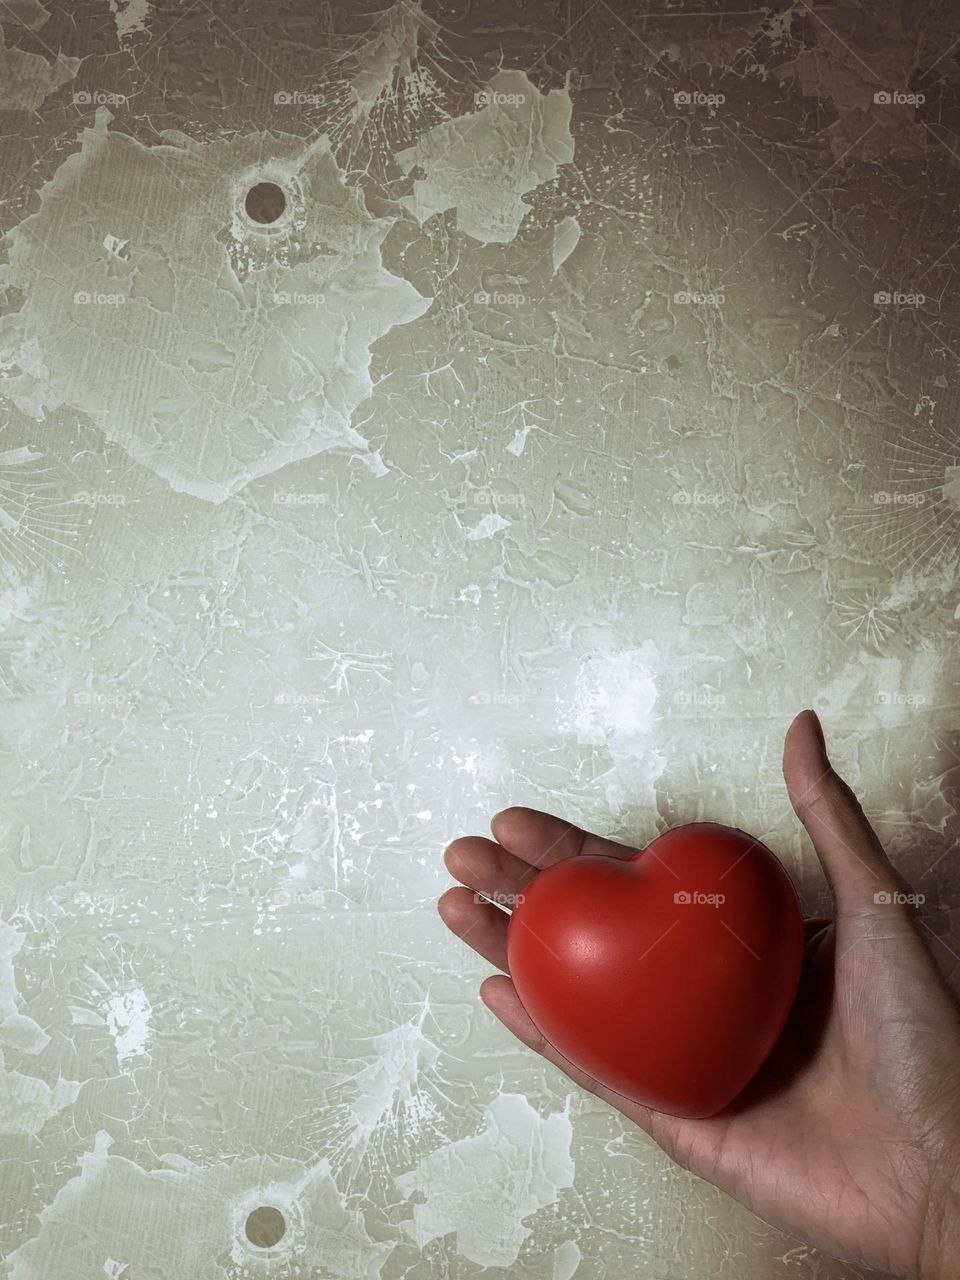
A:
[0,1,957,1277]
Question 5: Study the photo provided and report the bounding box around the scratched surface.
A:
[0,2,958,1277]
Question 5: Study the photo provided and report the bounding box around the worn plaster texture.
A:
[0,2,958,1278]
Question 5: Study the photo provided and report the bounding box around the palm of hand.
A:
[651,916,960,1277]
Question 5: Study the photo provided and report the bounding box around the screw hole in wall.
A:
[244,1204,286,1248]
[244,182,287,225]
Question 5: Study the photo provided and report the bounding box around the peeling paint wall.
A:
[0,1,958,1278]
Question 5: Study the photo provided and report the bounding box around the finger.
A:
[490,806,637,871]
[438,887,510,972]
[444,836,537,908]
[783,710,912,921]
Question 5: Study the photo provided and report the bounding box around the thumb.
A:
[782,709,913,921]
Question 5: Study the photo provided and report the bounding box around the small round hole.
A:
[244,1205,286,1248]
[245,182,286,225]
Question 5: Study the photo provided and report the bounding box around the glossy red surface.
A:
[507,823,805,1118]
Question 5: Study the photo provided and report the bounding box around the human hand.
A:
[439,710,960,1278]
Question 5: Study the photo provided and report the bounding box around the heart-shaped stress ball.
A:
[507,823,804,1118]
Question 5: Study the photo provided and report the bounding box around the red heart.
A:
[507,823,804,1118]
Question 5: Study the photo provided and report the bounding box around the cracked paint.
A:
[5,1131,392,1280]
[397,70,575,244]
[395,1094,575,1268]
[0,920,81,1137]
[0,112,431,501]
[0,1,958,1277]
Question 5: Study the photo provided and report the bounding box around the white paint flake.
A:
[101,234,129,260]
[0,110,432,501]
[0,26,79,111]
[345,0,441,127]
[397,70,575,244]
[395,1093,575,1267]
[8,1132,393,1280]
[0,1052,82,1138]
[465,512,511,540]
[507,421,538,455]
[102,985,152,1064]
[107,0,149,42]
[552,216,581,272]
[0,920,81,1137]
[0,919,49,1055]
[348,1016,442,1141]
[553,1239,583,1280]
